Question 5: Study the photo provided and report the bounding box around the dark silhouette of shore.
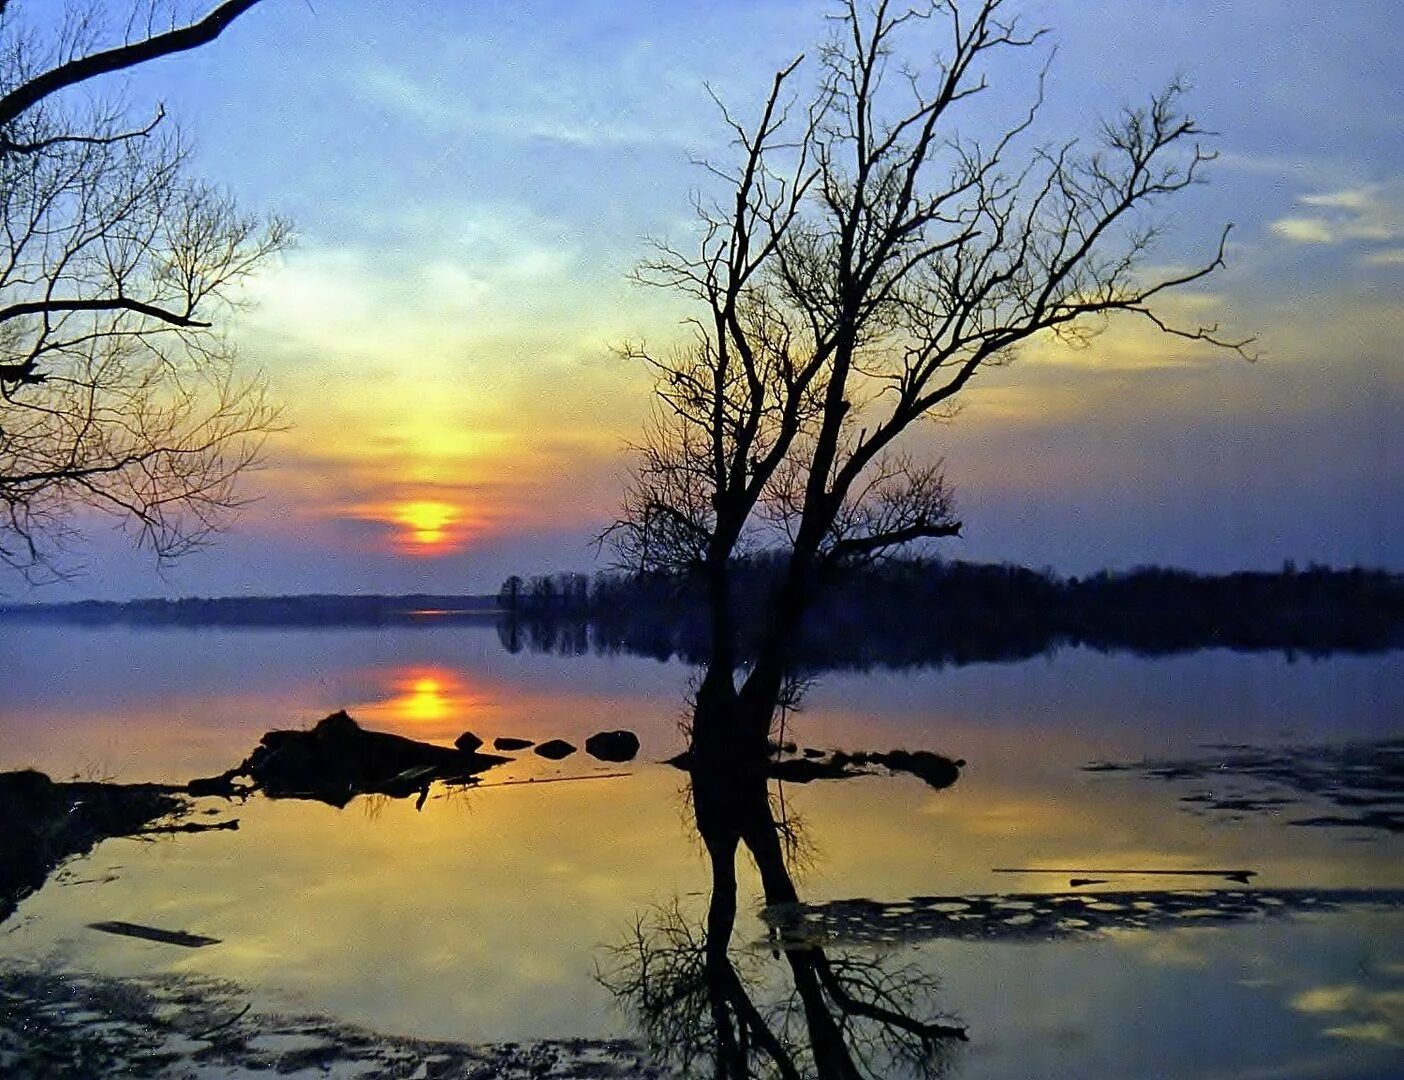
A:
[4,559,1401,666]
[501,558,1404,667]
[0,593,497,627]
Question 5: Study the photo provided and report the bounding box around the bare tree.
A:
[0,0,284,579]
[610,0,1250,733]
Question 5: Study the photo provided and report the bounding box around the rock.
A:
[318,709,359,735]
[186,772,239,798]
[493,737,534,751]
[584,730,640,763]
[235,711,510,808]
[534,739,577,760]
[453,730,483,753]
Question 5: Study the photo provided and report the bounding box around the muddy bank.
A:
[0,771,189,926]
[0,963,668,1078]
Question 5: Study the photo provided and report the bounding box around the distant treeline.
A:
[496,559,1404,668]
[5,560,1401,667]
[0,593,498,628]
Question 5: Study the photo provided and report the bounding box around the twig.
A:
[993,867,1257,880]
[189,1002,251,1040]
[439,772,632,795]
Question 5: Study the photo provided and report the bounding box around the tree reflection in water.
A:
[600,713,967,1079]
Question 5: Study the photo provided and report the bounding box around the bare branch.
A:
[1,2,287,580]
[0,1,264,131]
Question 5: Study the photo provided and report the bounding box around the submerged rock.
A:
[665,743,963,791]
[769,757,864,783]
[494,736,535,751]
[585,730,640,763]
[534,739,577,761]
[871,749,964,790]
[767,887,1404,945]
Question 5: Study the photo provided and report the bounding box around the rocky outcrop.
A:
[224,711,511,808]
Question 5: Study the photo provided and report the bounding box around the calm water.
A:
[2,621,1401,1078]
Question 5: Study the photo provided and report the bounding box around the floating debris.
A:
[993,867,1258,885]
[87,922,221,948]
[1,770,189,926]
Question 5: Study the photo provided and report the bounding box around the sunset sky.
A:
[22,0,1403,599]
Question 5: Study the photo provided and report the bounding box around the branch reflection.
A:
[602,704,967,1079]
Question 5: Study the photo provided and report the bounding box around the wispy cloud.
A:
[1271,217,1337,244]
[355,60,706,150]
[1269,181,1404,256]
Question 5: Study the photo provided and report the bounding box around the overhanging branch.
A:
[0,297,210,328]
[0,0,264,129]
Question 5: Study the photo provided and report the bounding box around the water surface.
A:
[2,622,1400,1077]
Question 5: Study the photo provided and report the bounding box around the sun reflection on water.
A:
[354,666,495,741]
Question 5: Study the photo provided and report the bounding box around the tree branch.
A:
[0,0,264,129]
[0,296,210,328]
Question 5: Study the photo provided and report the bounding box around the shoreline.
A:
[0,962,668,1079]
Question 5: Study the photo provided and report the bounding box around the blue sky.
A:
[9,0,1402,597]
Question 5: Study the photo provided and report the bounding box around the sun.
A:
[395,500,458,548]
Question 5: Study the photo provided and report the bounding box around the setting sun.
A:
[395,500,459,549]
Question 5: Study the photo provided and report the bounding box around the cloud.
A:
[1271,217,1336,244]
[1268,181,1404,256]
[354,59,705,151]
[1300,189,1379,213]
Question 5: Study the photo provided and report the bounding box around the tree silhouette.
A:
[0,0,284,578]
[607,0,1250,742]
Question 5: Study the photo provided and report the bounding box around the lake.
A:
[2,620,1401,1078]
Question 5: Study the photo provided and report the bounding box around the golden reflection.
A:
[402,675,450,725]
[356,666,494,740]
